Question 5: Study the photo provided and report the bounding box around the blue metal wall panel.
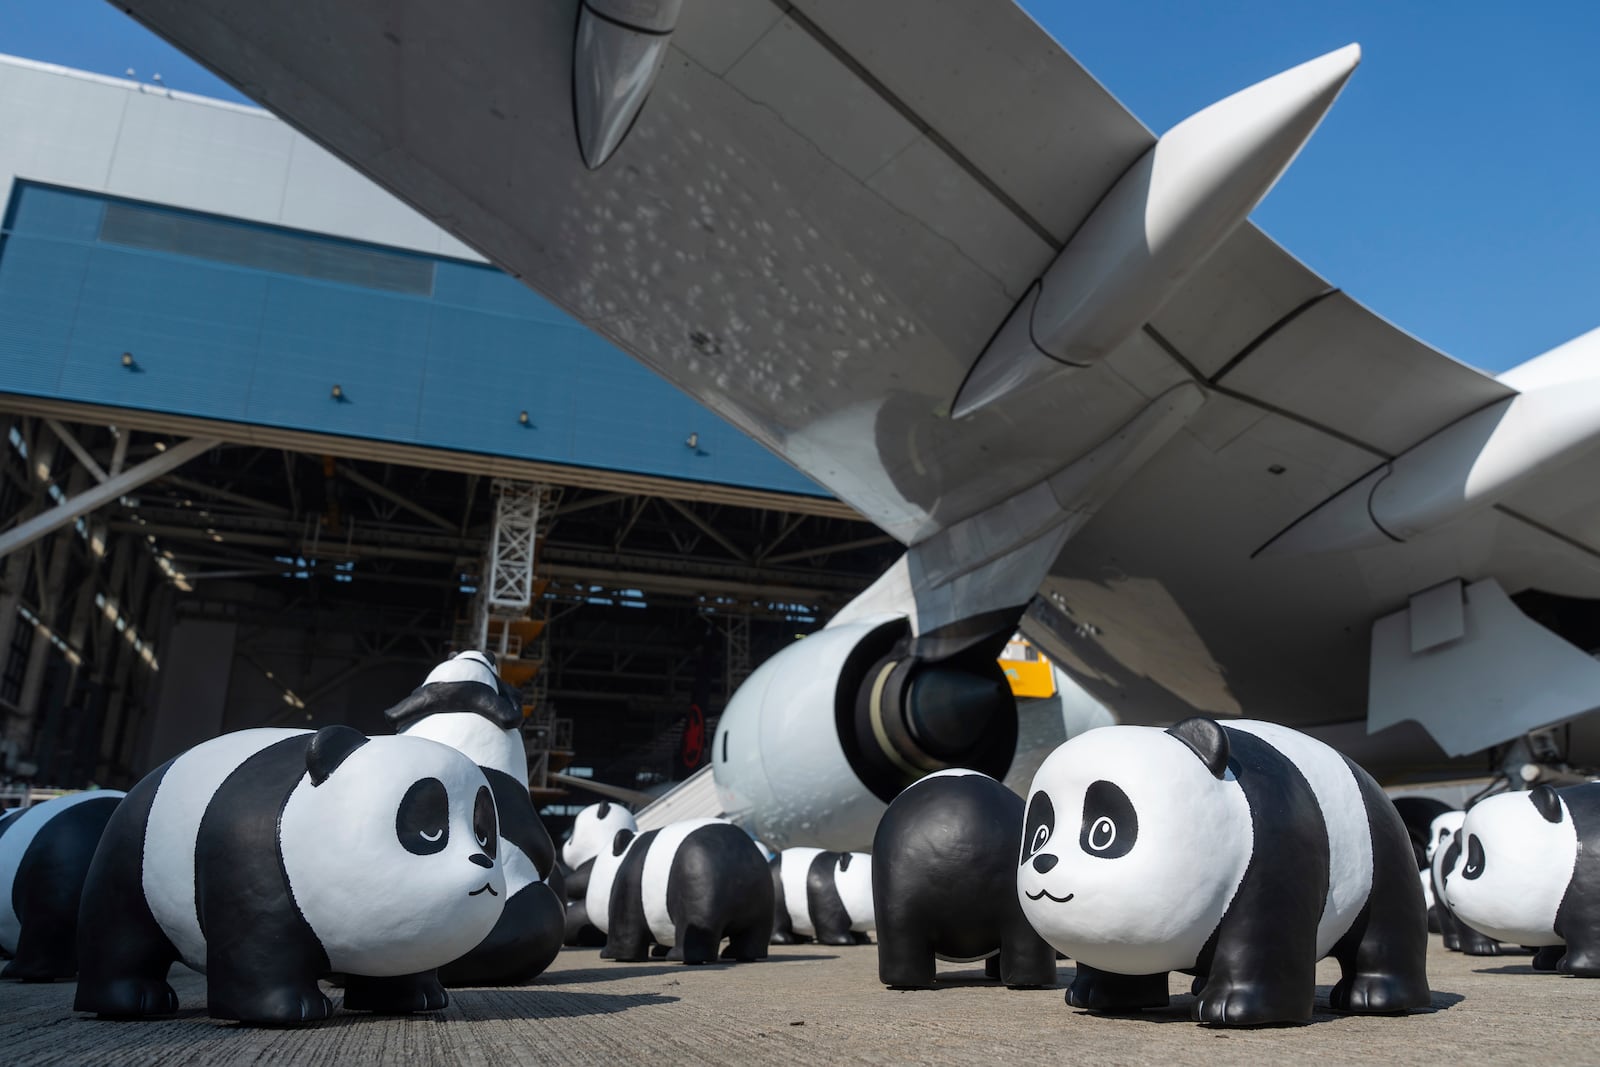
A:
[0,183,827,499]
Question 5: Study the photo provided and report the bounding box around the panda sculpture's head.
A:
[583,826,638,935]
[384,651,527,783]
[1426,809,1464,891]
[1016,719,1253,975]
[564,801,638,870]
[278,725,507,976]
[1443,786,1576,946]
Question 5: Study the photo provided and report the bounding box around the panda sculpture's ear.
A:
[307,725,370,786]
[612,828,635,857]
[838,852,853,872]
[1166,716,1230,779]
[597,801,611,819]
[1529,785,1565,824]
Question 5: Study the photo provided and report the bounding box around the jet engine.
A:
[712,617,1017,851]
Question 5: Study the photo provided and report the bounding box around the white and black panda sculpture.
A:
[873,770,1056,989]
[770,848,874,946]
[0,790,124,980]
[1427,810,1518,955]
[384,650,566,985]
[1442,782,1600,976]
[1018,718,1430,1025]
[590,817,773,964]
[73,725,506,1024]
[561,801,637,946]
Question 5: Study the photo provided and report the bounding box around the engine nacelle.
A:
[712,617,1016,852]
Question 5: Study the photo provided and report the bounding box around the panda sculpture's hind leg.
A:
[1554,786,1600,977]
[1327,764,1431,1014]
[998,916,1057,988]
[73,764,180,1018]
[1532,945,1563,971]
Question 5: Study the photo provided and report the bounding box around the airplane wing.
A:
[112,0,1600,776]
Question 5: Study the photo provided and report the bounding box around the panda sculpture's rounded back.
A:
[770,848,875,945]
[1018,718,1430,1025]
[1443,782,1600,976]
[598,818,773,964]
[384,650,566,985]
[1427,810,1519,956]
[0,791,124,980]
[74,725,505,1025]
[873,769,1055,989]
[561,802,636,946]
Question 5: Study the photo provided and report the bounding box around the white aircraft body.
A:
[111,1,1600,849]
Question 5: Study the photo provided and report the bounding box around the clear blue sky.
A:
[5,0,1598,374]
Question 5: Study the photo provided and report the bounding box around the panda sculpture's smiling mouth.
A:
[1026,889,1074,904]
[469,883,499,897]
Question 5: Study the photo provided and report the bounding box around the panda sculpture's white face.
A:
[564,802,637,870]
[1017,725,1253,975]
[279,734,506,976]
[1444,791,1576,946]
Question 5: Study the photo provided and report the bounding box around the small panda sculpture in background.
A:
[591,817,772,964]
[873,770,1056,989]
[770,848,874,945]
[1443,782,1600,976]
[1427,810,1521,956]
[384,650,566,985]
[0,790,124,980]
[561,801,637,946]
[74,725,505,1025]
[1019,718,1430,1026]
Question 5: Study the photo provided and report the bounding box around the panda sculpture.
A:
[873,769,1056,989]
[1018,718,1430,1026]
[1427,810,1519,955]
[74,725,505,1024]
[0,790,124,980]
[770,848,874,945]
[590,817,772,964]
[384,650,566,985]
[1442,782,1600,977]
[561,801,637,946]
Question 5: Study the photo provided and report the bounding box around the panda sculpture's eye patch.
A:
[397,777,450,856]
[473,785,498,859]
[1021,791,1055,865]
[1462,834,1485,880]
[1079,780,1137,859]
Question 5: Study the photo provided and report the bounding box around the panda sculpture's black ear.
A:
[307,725,370,786]
[1529,784,1565,824]
[838,852,853,872]
[1166,716,1230,779]
[612,828,635,857]
[597,801,611,819]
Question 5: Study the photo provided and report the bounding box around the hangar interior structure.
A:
[0,55,898,823]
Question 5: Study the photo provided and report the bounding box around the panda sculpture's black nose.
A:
[1032,854,1058,874]
[469,853,494,869]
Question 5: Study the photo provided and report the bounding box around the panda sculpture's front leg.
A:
[343,971,449,1013]
[1066,963,1169,1012]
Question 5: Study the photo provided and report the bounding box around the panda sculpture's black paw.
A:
[1066,967,1168,1013]
[1558,949,1600,978]
[342,972,448,1014]
[769,930,798,945]
[223,985,335,1026]
[1531,946,1563,971]
[74,977,179,1018]
[1193,980,1308,1027]
[1329,972,1430,1014]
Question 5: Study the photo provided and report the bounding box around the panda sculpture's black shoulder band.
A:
[306,725,368,786]
[1167,717,1230,779]
[806,851,855,945]
[605,829,659,962]
[1554,784,1600,975]
[1191,727,1328,1025]
[770,856,798,944]
[197,735,332,1023]
[383,681,522,731]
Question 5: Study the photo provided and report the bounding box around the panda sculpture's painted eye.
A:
[1462,833,1485,880]
[473,785,498,859]
[1079,780,1137,859]
[1020,791,1055,865]
[397,777,450,856]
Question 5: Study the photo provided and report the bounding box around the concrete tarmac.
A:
[2,938,1595,1065]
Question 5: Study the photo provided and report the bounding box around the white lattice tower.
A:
[723,612,752,697]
